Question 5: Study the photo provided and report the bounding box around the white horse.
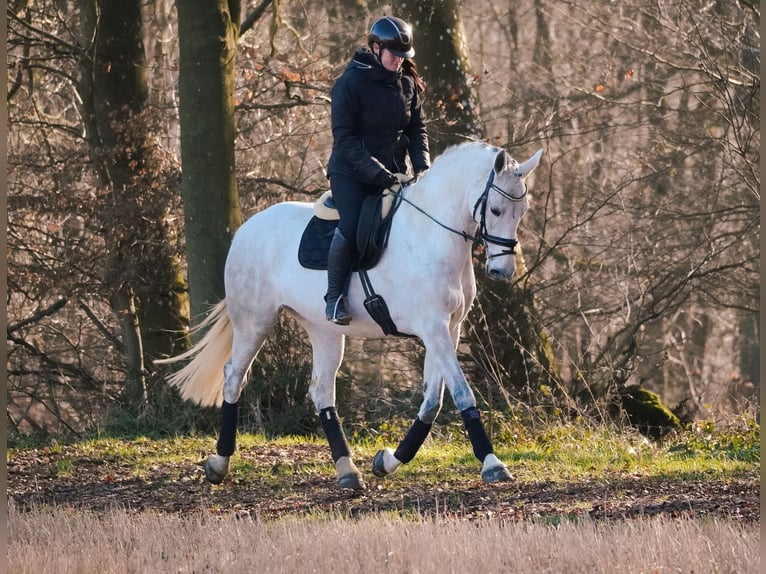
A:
[160,141,543,490]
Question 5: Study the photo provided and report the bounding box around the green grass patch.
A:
[666,417,760,462]
[53,458,75,477]
[8,417,758,486]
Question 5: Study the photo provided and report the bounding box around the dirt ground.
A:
[7,441,759,523]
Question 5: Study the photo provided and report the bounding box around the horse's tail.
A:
[156,299,232,407]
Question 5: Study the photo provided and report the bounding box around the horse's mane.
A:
[431,141,500,174]
[431,141,496,169]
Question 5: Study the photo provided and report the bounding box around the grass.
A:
[8,504,759,574]
[352,418,759,486]
[71,435,213,477]
[8,418,759,573]
[490,426,756,482]
[53,458,75,477]
[8,417,758,485]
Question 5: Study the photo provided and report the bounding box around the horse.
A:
[160,141,543,490]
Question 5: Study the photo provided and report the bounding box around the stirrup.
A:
[326,296,351,325]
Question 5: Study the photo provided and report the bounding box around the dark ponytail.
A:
[402,59,425,94]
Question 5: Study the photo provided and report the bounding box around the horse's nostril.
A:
[487,266,516,280]
[488,268,505,279]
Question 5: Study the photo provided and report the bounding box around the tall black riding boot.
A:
[325,228,355,324]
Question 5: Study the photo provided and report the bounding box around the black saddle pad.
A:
[298,192,396,271]
[298,217,338,270]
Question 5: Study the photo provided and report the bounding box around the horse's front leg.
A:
[374,332,512,483]
[444,316,512,482]
[372,356,445,478]
[446,361,513,484]
[307,327,365,490]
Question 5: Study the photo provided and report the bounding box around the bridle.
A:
[471,168,527,258]
[399,167,527,257]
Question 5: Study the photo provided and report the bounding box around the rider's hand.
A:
[375,169,399,189]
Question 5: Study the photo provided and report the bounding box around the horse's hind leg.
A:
[304,324,364,490]
[205,319,274,484]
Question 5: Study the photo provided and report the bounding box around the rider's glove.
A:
[375,169,399,189]
[413,168,428,183]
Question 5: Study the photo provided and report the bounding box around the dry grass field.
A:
[9,503,759,574]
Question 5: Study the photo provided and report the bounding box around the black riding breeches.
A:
[329,173,383,241]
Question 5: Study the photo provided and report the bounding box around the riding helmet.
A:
[368,16,415,58]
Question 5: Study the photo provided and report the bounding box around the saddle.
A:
[298,187,412,337]
[298,188,399,271]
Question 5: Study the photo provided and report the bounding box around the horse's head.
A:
[478,148,543,280]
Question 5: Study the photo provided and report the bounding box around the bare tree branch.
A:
[240,0,275,36]
[7,297,68,334]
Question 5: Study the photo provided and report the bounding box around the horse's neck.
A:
[408,162,483,233]
[395,164,483,267]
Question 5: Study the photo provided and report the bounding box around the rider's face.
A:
[374,45,404,72]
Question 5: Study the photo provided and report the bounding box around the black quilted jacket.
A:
[326,49,430,185]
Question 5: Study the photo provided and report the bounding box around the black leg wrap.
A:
[394,418,433,464]
[216,400,238,457]
[319,407,351,462]
[461,407,493,462]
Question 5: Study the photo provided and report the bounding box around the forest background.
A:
[7,0,760,442]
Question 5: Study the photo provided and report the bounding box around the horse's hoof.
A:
[481,463,514,484]
[371,449,389,478]
[204,455,229,485]
[204,461,225,484]
[335,456,365,490]
[338,473,366,490]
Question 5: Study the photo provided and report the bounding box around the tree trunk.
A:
[177,0,243,321]
[110,285,147,408]
[738,312,759,412]
[80,0,189,410]
[394,0,482,154]
[324,0,367,65]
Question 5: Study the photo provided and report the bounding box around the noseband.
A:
[399,167,527,256]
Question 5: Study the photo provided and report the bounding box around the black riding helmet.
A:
[368,16,415,59]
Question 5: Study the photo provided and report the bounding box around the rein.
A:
[399,168,527,257]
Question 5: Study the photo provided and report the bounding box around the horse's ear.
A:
[494,149,508,174]
[518,149,543,177]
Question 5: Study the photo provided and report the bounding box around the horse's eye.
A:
[490,207,501,217]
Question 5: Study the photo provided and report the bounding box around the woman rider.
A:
[324,16,431,324]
